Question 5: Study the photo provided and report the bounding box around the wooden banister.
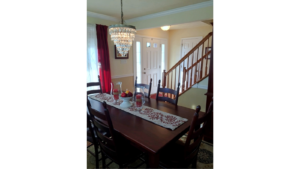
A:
[186,51,211,72]
[161,32,213,98]
[165,32,212,75]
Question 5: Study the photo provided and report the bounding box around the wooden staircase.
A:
[162,32,213,97]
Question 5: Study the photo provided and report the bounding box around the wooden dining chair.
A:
[134,76,152,98]
[158,101,213,168]
[156,79,180,105]
[87,100,145,168]
[87,75,102,95]
[86,76,103,168]
[87,113,102,168]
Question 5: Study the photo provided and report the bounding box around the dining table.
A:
[88,95,206,168]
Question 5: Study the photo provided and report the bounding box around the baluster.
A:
[195,48,199,82]
[170,71,172,98]
[194,63,197,84]
[186,56,189,88]
[205,52,209,76]
[162,70,166,97]
[174,67,176,90]
[208,36,210,49]
[200,42,205,79]
[191,52,194,85]
[178,65,181,93]
[166,74,169,98]
[189,67,192,87]
[182,67,186,92]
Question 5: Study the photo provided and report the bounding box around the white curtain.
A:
[87,24,99,90]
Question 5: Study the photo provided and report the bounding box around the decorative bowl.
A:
[119,97,132,108]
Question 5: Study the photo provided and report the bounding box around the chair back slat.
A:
[87,100,120,161]
[156,79,180,105]
[87,113,98,145]
[87,82,101,87]
[134,77,152,98]
[87,75,102,95]
[156,97,177,105]
[87,90,102,95]
[183,101,213,161]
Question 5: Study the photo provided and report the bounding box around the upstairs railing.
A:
[162,32,213,98]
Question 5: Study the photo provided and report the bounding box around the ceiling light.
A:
[161,25,171,31]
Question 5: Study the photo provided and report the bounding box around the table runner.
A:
[88,93,188,130]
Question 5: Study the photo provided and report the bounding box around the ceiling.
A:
[87,0,210,20]
[169,21,211,30]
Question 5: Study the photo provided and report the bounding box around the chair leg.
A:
[94,144,99,169]
[145,153,149,168]
[101,152,106,169]
[192,157,197,168]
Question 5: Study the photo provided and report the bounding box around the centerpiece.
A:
[119,89,133,108]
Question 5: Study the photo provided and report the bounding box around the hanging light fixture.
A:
[108,0,136,57]
[161,25,171,31]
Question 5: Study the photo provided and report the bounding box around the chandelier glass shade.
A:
[108,0,136,57]
[109,24,136,57]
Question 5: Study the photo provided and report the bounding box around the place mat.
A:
[88,93,188,130]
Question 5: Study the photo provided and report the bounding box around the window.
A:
[136,41,141,84]
[161,44,165,73]
[87,23,100,91]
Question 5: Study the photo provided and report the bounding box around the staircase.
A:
[162,32,213,97]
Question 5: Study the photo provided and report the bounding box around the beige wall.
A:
[168,25,212,70]
[136,27,169,39]
[178,88,207,111]
[111,76,134,93]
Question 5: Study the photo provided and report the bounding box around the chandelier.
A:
[108,0,136,57]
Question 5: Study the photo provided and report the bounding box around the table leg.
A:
[148,152,159,168]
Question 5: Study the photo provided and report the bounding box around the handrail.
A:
[186,51,211,72]
[162,31,212,96]
[165,32,213,75]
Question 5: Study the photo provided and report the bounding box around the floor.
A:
[87,138,213,169]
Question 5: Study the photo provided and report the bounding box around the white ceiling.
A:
[87,0,210,20]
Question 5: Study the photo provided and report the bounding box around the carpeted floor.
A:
[87,134,213,169]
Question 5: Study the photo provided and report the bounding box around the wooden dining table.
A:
[88,96,206,168]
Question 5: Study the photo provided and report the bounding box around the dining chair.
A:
[87,75,102,95]
[156,79,180,105]
[86,76,103,168]
[87,113,102,168]
[134,76,152,98]
[87,100,145,168]
[158,101,213,168]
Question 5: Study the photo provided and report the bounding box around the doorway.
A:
[133,36,167,94]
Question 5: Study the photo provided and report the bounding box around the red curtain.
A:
[96,24,112,93]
